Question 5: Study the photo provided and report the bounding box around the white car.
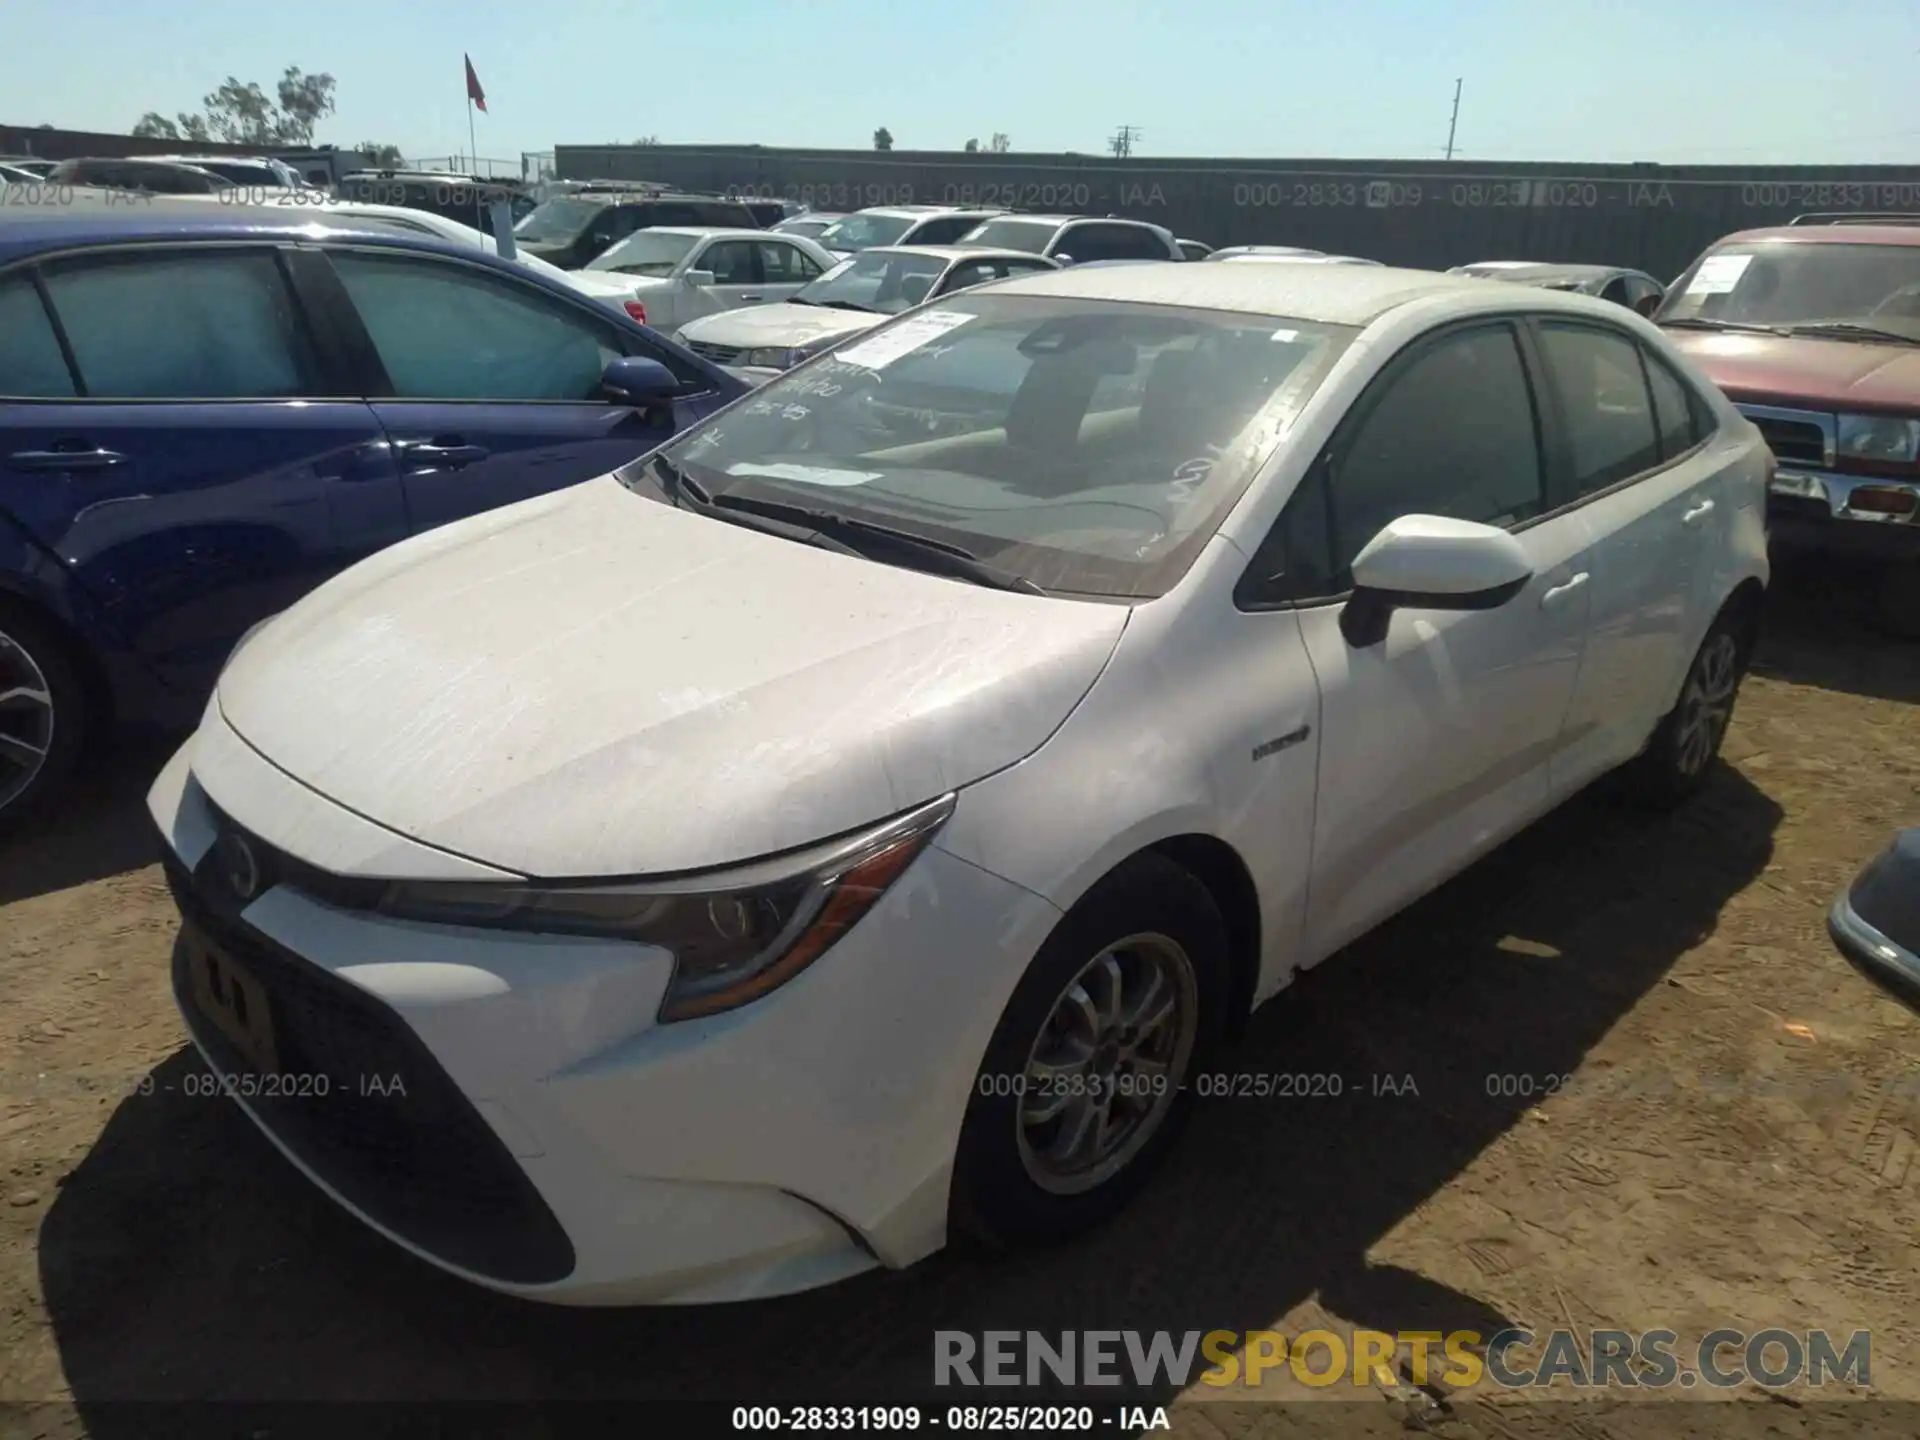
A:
[150,262,1769,1306]
[574,226,840,332]
[672,245,1060,380]
[815,206,1007,259]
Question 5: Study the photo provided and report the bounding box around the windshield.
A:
[635,294,1356,598]
[513,197,602,243]
[1658,240,1920,336]
[779,218,835,239]
[960,219,1061,254]
[816,213,917,251]
[795,250,949,314]
[585,229,699,276]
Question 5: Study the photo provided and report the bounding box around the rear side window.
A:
[0,278,77,398]
[1642,347,1703,459]
[1536,322,1661,496]
[1062,224,1167,262]
[906,214,986,245]
[329,249,623,401]
[40,251,318,399]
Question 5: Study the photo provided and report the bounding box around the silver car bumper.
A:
[1829,891,1920,993]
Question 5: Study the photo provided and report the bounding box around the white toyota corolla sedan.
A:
[149,261,1771,1305]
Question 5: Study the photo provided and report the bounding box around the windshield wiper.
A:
[704,491,1045,595]
[1659,317,1784,334]
[1780,321,1920,347]
[814,299,879,313]
[644,456,863,558]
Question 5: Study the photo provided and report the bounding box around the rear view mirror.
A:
[1342,514,1533,647]
[601,356,680,408]
[685,268,717,287]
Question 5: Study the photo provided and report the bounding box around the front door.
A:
[1275,321,1596,959]
[0,247,406,698]
[318,246,702,533]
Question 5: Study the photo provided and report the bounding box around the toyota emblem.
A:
[218,831,261,901]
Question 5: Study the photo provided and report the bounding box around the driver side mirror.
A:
[1052,253,1076,267]
[601,356,680,408]
[1340,514,1533,648]
[684,268,717,288]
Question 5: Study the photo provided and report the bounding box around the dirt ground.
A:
[2,553,1918,1438]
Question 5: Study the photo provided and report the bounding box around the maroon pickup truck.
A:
[1657,216,1920,634]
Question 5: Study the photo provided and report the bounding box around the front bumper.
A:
[148,736,1062,1304]
[1768,469,1920,560]
[1829,892,1920,996]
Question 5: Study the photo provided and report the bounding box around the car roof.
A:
[0,198,502,265]
[860,244,1055,265]
[1467,262,1640,285]
[640,226,771,241]
[984,260,1540,324]
[1712,223,1920,248]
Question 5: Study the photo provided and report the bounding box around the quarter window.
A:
[1324,324,1545,581]
[40,251,318,399]
[1537,322,1661,496]
[1642,347,1703,459]
[329,250,624,401]
[0,278,77,398]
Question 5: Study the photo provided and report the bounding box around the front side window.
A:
[40,250,318,399]
[1536,322,1661,496]
[1323,324,1544,583]
[0,277,77,398]
[698,241,759,285]
[905,214,986,245]
[1659,240,1920,337]
[1063,224,1164,262]
[639,294,1357,598]
[330,251,622,401]
[585,229,699,277]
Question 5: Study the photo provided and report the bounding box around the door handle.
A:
[397,441,490,470]
[8,446,128,472]
[1682,499,1715,525]
[738,293,764,301]
[1540,572,1589,608]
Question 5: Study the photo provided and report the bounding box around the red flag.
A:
[464,54,487,113]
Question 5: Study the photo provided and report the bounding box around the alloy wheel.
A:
[0,625,56,813]
[1675,632,1739,778]
[1016,932,1199,1196]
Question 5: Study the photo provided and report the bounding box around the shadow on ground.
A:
[0,732,175,907]
[1754,554,1920,706]
[38,763,1781,1431]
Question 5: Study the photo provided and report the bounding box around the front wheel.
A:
[951,853,1230,1249]
[1624,608,1750,809]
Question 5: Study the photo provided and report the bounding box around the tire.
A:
[0,598,87,828]
[1623,605,1751,810]
[950,852,1230,1249]
[1872,561,1920,641]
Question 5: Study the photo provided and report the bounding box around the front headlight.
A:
[371,794,955,1022]
[1837,413,1920,464]
[744,337,839,370]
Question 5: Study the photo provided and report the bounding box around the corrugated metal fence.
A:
[555,144,1920,278]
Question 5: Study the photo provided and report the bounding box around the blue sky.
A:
[4,0,1917,166]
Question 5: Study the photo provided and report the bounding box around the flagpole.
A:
[467,97,478,174]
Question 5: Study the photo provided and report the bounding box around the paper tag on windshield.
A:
[1688,254,1752,295]
[727,462,882,488]
[832,310,975,371]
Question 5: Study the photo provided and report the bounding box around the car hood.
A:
[679,303,882,348]
[1666,329,1920,412]
[215,477,1128,878]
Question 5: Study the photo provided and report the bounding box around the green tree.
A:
[964,137,979,152]
[356,142,406,167]
[132,66,337,147]
[873,126,894,151]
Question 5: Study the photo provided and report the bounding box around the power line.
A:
[1444,79,1462,162]
[1109,125,1141,159]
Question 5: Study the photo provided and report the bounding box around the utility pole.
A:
[1110,125,1141,159]
[1444,79,1462,161]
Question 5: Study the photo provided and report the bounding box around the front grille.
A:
[162,848,576,1286]
[688,339,747,364]
[1739,406,1831,466]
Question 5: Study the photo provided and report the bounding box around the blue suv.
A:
[0,203,748,822]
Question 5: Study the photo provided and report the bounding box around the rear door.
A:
[0,244,405,698]
[1530,317,1721,792]
[314,243,715,533]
